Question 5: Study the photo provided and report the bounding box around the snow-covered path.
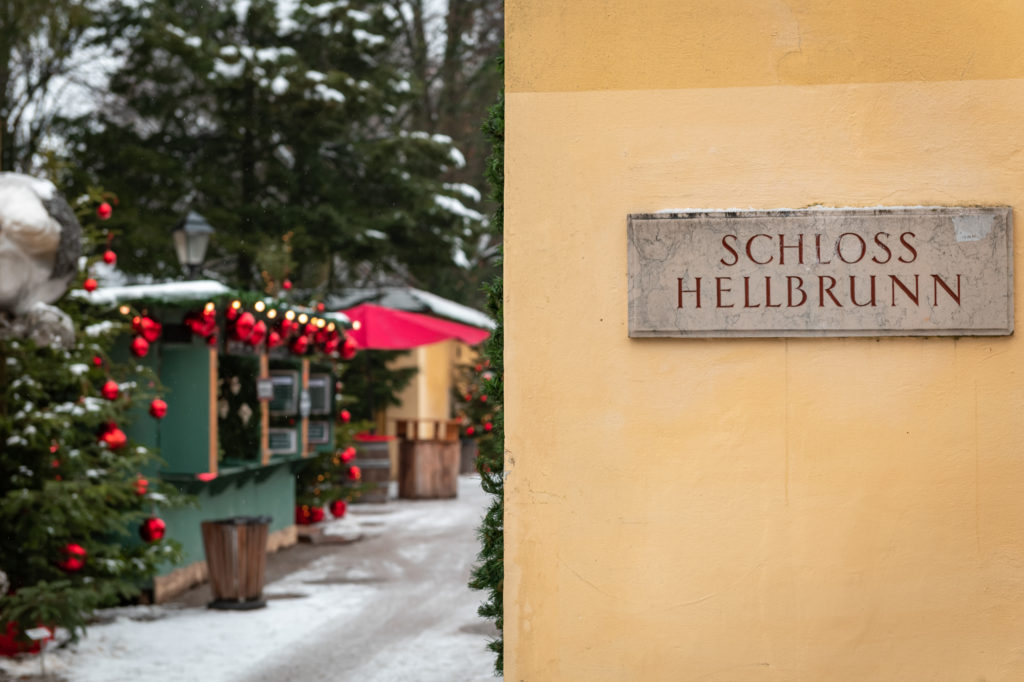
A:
[0,476,499,681]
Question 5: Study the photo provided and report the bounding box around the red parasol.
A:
[340,303,490,350]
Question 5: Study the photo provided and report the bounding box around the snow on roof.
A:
[329,287,494,330]
[72,280,232,305]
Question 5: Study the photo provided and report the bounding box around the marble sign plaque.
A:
[628,207,1013,337]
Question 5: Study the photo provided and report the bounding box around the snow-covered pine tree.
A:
[61,0,487,295]
[0,193,185,650]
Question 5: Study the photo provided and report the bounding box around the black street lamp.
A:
[173,211,214,280]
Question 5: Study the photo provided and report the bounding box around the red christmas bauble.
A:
[101,379,119,400]
[304,323,317,336]
[58,543,87,572]
[339,409,351,423]
[248,320,267,346]
[310,506,325,523]
[329,499,347,518]
[324,337,340,354]
[479,394,488,403]
[140,517,166,543]
[134,316,161,342]
[149,398,168,419]
[316,302,325,312]
[130,336,149,357]
[282,279,293,290]
[341,446,356,463]
[101,426,127,450]
[475,364,483,372]
[226,307,238,321]
[92,355,103,367]
[267,330,284,349]
[484,422,493,432]
[83,278,98,292]
[234,312,255,341]
[295,506,312,525]
[96,202,112,220]
[466,426,476,436]
[341,335,357,360]
[464,393,472,402]
[347,465,362,481]
[135,477,149,496]
[206,334,218,347]
[290,335,309,355]
[102,249,117,265]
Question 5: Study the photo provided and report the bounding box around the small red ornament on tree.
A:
[133,316,162,343]
[341,335,357,360]
[83,278,98,292]
[339,409,351,423]
[484,422,493,432]
[330,499,347,518]
[139,517,166,543]
[58,543,87,572]
[149,398,168,419]
[130,336,149,357]
[92,355,103,367]
[233,312,255,341]
[96,202,112,220]
[102,249,117,265]
[101,380,120,400]
[291,335,309,355]
[100,425,127,450]
[466,426,476,436]
[135,477,149,496]
[282,279,293,290]
[248,320,267,346]
[479,394,488,403]
[267,330,284,349]
[341,446,356,462]
[347,465,362,481]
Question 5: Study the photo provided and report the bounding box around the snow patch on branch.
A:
[434,195,485,223]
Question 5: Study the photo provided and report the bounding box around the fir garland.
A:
[468,53,505,675]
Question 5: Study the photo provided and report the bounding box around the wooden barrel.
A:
[200,516,270,610]
[394,418,461,499]
[353,438,391,503]
[459,438,479,474]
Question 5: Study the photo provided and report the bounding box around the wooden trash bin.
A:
[353,434,394,503]
[395,418,460,499]
[201,515,271,610]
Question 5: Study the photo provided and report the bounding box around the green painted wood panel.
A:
[160,344,212,473]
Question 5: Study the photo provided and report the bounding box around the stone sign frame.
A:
[628,207,1014,338]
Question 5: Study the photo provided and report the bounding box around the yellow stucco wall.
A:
[505,1,1024,679]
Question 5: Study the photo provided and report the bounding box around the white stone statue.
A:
[0,173,82,347]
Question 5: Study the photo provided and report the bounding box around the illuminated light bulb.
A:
[204,302,215,313]
[285,310,296,321]
[297,313,309,324]
[231,300,242,309]
[254,301,266,312]
[267,309,278,319]
[352,320,362,330]
[119,305,130,316]
[327,322,336,331]
[316,318,326,328]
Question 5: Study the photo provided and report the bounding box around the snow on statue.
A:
[0,172,82,347]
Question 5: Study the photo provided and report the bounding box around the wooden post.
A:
[208,347,219,475]
[259,352,270,465]
[300,358,310,457]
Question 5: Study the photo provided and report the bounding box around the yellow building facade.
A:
[505,1,1024,679]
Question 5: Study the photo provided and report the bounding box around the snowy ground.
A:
[0,476,499,682]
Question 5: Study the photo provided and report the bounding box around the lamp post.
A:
[173,211,214,280]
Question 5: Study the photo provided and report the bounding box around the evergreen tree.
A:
[59,0,486,293]
[0,193,185,649]
[468,53,503,675]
